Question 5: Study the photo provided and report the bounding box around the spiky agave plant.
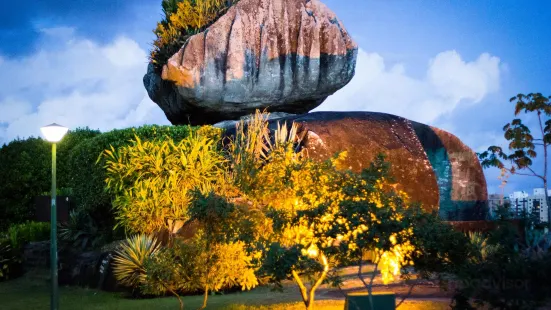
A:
[113,234,162,289]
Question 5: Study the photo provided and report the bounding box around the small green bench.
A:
[344,292,396,310]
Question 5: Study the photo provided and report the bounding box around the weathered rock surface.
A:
[221,111,488,220]
[144,0,358,125]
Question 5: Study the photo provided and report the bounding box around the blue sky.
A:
[0,0,550,194]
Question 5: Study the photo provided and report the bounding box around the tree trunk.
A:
[291,253,330,310]
[537,113,550,226]
[307,253,329,310]
[165,284,184,310]
[545,179,550,226]
[291,270,309,309]
[200,286,209,310]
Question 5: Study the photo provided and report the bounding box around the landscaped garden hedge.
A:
[0,128,100,230]
[0,138,51,230]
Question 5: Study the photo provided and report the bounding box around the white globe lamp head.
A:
[40,123,69,143]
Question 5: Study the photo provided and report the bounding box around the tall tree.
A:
[478,93,551,225]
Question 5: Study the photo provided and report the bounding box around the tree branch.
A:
[357,257,370,289]
[525,165,543,178]
[396,283,416,308]
[167,286,184,310]
[292,269,309,307]
[505,165,543,179]
[308,253,330,309]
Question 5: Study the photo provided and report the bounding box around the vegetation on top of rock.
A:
[150,0,240,71]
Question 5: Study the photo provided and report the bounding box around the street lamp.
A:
[40,123,68,310]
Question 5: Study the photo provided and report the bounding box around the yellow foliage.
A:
[152,0,229,62]
[192,240,259,292]
[376,229,418,284]
[103,127,226,234]
[104,111,419,298]
[170,0,225,31]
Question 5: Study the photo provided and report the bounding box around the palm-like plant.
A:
[113,234,162,288]
[59,210,103,250]
[468,231,499,262]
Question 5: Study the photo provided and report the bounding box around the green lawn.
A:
[0,273,450,310]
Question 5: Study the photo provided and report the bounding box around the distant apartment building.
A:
[506,189,549,223]
[508,191,529,217]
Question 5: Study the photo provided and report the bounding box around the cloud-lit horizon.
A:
[1,0,550,196]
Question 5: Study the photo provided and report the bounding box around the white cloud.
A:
[0,28,169,144]
[316,49,502,124]
[38,26,76,39]
[0,97,33,123]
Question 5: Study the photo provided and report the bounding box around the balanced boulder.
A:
[144,0,358,125]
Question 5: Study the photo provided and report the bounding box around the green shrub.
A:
[57,127,101,188]
[0,221,49,281]
[66,125,200,247]
[0,138,50,230]
[6,221,50,250]
[0,128,100,230]
[448,223,551,309]
[0,125,198,244]
[410,212,473,278]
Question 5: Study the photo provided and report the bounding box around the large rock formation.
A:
[144,0,358,125]
[220,112,489,220]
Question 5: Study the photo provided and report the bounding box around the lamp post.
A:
[40,123,68,310]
